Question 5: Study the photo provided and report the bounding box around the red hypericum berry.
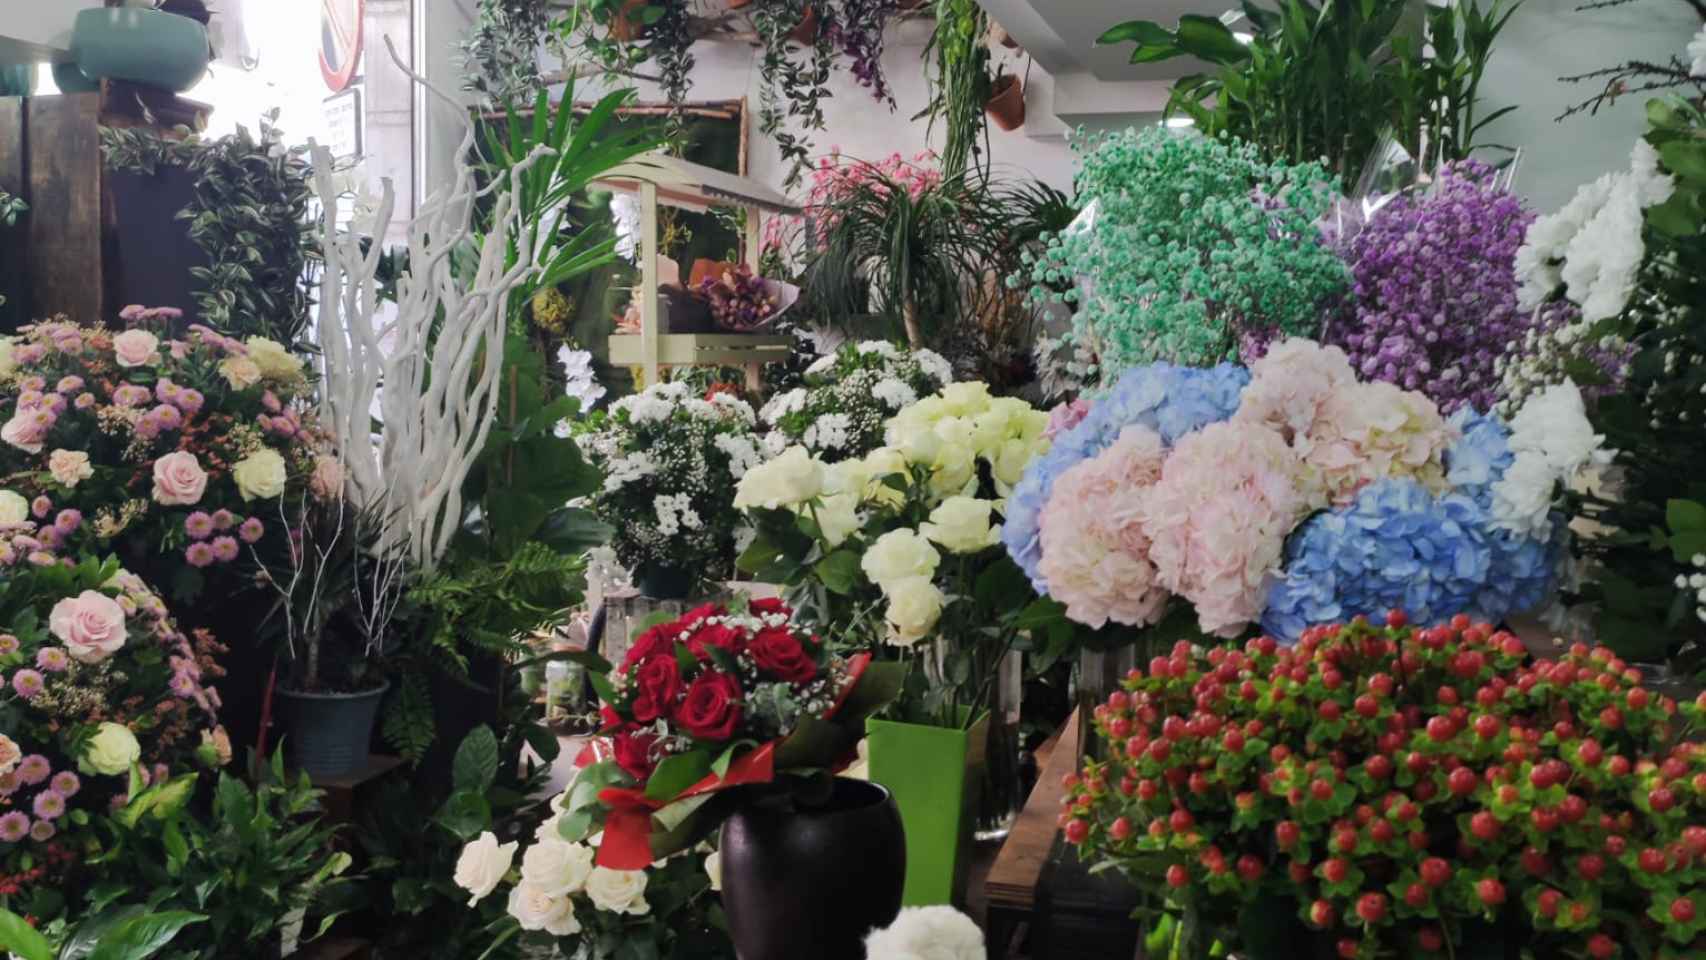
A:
[1426,716,1455,742]
[1497,785,1520,806]
[1476,878,1505,906]
[1311,779,1334,802]
[1322,669,1344,691]
[1334,829,1358,854]
[1607,755,1631,777]
[1236,854,1263,882]
[1148,740,1172,762]
[1560,794,1587,824]
[1418,857,1450,888]
[1605,834,1627,857]
[1531,807,1561,833]
[1188,772,1211,795]
[1356,892,1388,924]
[1353,695,1379,719]
[1639,848,1668,874]
[1682,826,1706,858]
[1276,821,1301,849]
[1319,701,1343,722]
[1336,940,1358,960]
[1165,864,1189,888]
[1471,811,1500,841]
[1670,897,1696,923]
[1309,900,1336,928]
[1289,860,1311,884]
[1404,882,1428,908]
[1108,817,1132,842]
[1406,752,1431,775]
[1366,755,1393,780]
[1599,707,1623,729]
[1587,934,1616,959]
[1538,889,1564,918]
[1321,857,1350,883]
[1627,687,1650,709]
[1170,809,1195,833]
[1418,927,1443,952]
[1521,846,1552,877]
[1649,787,1676,813]
[1064,819,1089,844]
[1474,714,1502,740]
[1448,767,1478,797]
[1370,820,1395,845]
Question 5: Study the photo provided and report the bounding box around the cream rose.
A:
[111,330,160,368]
[584,866,650,916]
[78,722,140,777]
[232,449,288,501]
[507,881,581,936]
[939,381,993,417]
[815,492,862,549]
[0,337,14,378]
[519,837,595,897]
[244,337,304,381]
[0,734,19,777]
[889,419,941,466]
[733,445,824,510]
[151,451,208,506]
[860,529,940,590]
[883,576,944,648]
[929,443,977,498]
[920,497,1001,554]
[218,356,263,390]
[48,449,94,488]
[1,408,50,453]
[50,589,128,663]
[308,455,344,501]
[453,832,518,906]
[0,490,27,525]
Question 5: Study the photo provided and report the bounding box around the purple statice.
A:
[1328,161,1543,414]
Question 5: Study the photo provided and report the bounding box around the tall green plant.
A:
[1098,0,1517,188]
[923,0,990,178]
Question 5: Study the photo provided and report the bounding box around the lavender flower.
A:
[0,811,28,842]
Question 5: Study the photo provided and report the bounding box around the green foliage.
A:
[1098,0,1518,188]
[923,0,991,179]
[1024,126,1346,372]
[751,0,834,188]
[101,111,316,344]
[460,0,558,103]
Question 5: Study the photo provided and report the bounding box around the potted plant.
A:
[70,1,212,93]
[1064,614,1706,959]
[984,64,1025,131]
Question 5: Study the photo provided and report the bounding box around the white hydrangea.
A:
[871,377,918,410]
[707,390,757,425]
[714,433,764,479]
[603,452,657,492]
[913,348,953,386]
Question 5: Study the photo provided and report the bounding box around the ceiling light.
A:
[1164,117,1195,129]
[1234,32,1254,44]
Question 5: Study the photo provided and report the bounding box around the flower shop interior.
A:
[0,0,1704,958]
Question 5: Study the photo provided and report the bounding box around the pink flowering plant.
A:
[0,312,339,600]
[0,548,226,899]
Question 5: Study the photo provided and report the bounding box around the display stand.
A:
[594,153,799,391]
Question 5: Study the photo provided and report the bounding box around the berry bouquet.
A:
[1064,612,1706,960]
[555,596,903,869]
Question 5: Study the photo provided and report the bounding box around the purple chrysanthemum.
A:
[31,790,64,820]
[0,811,29,842]
[49,771,79,798]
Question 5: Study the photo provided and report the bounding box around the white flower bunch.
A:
[863,905,984,960]
[1674,552,1706,625]
[762,341,953,461]
[1490,380,1612,536]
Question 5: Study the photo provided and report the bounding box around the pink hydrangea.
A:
[1037,426,1170,628]
[1145,421,1310,636]
[1044,398,1092,441]
[1234,338,1357,446]
[1303,380,1455,506]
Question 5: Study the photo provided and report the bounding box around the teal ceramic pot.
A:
[71,7,210,93]
[0,65,36,98]
[51,61,100,94]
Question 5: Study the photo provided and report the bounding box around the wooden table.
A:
[984,710,1079,960]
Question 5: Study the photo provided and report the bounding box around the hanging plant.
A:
[831,0,898,106]
[752,0,836,188]
[924,0,991,178]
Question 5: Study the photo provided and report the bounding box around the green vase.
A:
[865,711,988,907]
[72,7,210,93]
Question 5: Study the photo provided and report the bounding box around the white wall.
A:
[1476,0,1699,212]
[0,1,77,64]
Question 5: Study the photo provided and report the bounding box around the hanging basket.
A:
[985,73,1026,132]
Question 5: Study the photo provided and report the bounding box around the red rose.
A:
[687,622,744,660]
[745,626,818,684]
[630,655,682,723]
[749,597,789,617]
[623,624,675,669]
[613,729,658,779]
[678,603,721,630]
[599,704,623,732]
[674,671,744,742]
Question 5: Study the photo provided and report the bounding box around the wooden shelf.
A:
[608,332,793,368]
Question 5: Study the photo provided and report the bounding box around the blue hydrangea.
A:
[1002,362,1250,591]
[1262,477,1560,643]
[1444,407,1514,509]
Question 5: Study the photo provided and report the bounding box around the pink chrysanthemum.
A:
[49,771,79,798]
[0,812,29,842]
[10,671,44,700]
[184,512,215,540]
[16,755,49,786]
[34,648,69,673]
[239,517,264,544]
[185,542,215,568]
[211,536,239,563]
[31,790,64,820]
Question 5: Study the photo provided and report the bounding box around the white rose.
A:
[0,490,26,525]
[733,445,824,510]
[453,832,518,906]
[111,330,159,368]
[232,449,288,501]
[861,529,940,590]
[244,337,304,381]
[920,497,1001,554]
[519,837,595,897]
[0,337,14,378]
[584,866,650,916]
[938,381,992,417]
[704,850,722,892]
[890,420,941,466]
[77,722,140,776]
[506,881,581,936]
[814,492,862,548]
[48,449,94,488]
[883,576,944,648]
[218,356,263,390]
[929,443,977,498]
[861,448,910,507]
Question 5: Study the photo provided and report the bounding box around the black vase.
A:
[719,779,905,960]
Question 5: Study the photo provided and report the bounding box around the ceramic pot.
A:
[986,73,1026,131]
[789,6,819,44]
[0,65,36,98]
[51,62,100,94]
[719,779,905,960]
[636,563,696,600]
[72,7,210,93]
[609,0,649,42]
[275,681,389,778]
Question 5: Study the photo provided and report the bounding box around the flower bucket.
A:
[71,7,210,92]
[719,778,905,960]
[865,711,988,906]
[636,563,696,600]
[275,681,389,778]
[986,73,1026,132]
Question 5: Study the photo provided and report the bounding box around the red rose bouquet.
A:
[558,596,902,869]
[1065,613,1706,960]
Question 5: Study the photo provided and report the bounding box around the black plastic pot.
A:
[276,681,389,777]
[719,779,905,960]
[636,564,696,600]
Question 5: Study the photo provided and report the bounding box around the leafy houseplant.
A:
[751,0,837,188]
[923,0,990,178]
[1065,615,1706,960]
[1097,0,1517,189]
[102,113,318,345]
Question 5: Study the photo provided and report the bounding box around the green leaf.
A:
[1174,14,1254,64]
[437,790,493,841]
[1659,140,1706,183]
[0,909,51,960]
[1097,19,1177,48]
[452,725,501,794]
[86,912,207,960]
[643,749,714,802]
[813,549,862,595]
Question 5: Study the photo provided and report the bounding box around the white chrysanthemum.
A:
[1506,380,1611,480]
[803,412,854,452]
[714,433,764,479]
[759,387,808,424]
[1490,450,1560,537]
[872,377,918,410]
[914,348,953,386]
[1690,26,1706,77]
[863,906,984,960]
[855,340,899,359]
[603,453,657,492]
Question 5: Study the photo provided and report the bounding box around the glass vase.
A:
[919,642,1025,842]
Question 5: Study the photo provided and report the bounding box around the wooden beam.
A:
[25,93,102,322]
[639,179,660,387]
[985,708,1080,912]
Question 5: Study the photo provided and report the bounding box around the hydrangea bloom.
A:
[1036,426,1169,629]
[1301,380,1455,507]
[1002,363,1248,590]
[1145,421,1309,636]
[1443,408,1513,508]
[1328,161,1545,413]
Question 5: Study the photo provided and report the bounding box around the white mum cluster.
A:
[1489,381,1613,537]
[762,341,953,461]
[1675,553,1706,625]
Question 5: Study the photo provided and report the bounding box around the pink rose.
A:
[112,330,160,368]
[309,455,344,501]
[0,407,53,454]
[49,589,128,663]
[151,451,208,506]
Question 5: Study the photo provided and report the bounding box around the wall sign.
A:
[319,0,365,92]
[322,88,363,161]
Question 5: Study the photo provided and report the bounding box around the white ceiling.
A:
[979,0,1224,82]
